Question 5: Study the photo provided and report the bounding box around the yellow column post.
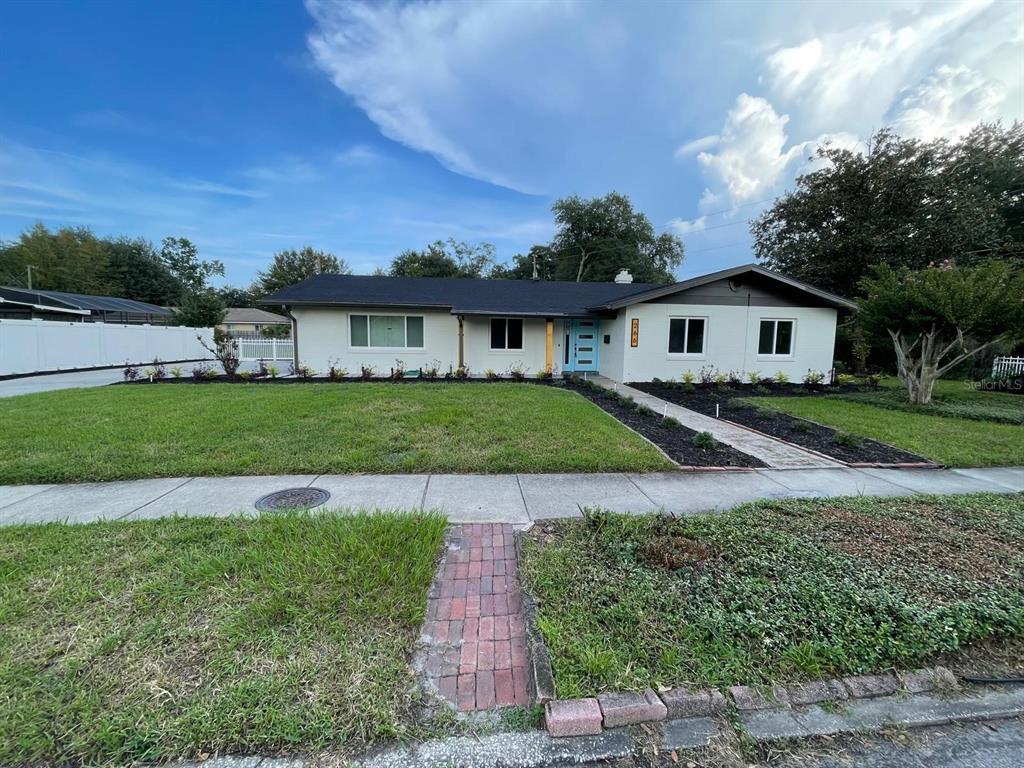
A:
[545,319,553,373]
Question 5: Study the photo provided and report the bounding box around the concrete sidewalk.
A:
[1,466,1021,526]
[589,375,841,469]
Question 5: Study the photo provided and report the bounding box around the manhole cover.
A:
[255,487,331,511]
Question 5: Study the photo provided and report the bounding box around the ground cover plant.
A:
[520,493,1024,699]
[0,510,448,765]
[0,383,671,483]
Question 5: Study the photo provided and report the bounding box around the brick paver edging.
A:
[543,666,960,737]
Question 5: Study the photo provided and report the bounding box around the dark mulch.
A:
[630,382,929,465]
[119,374,554,386]
[560,380,764,468]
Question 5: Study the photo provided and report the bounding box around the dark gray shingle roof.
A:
[259,274,660,317]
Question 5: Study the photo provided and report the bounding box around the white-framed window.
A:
[758,319,795,356]
[490,317,524,350]
[668,317,706,355]
[350,314,425,349]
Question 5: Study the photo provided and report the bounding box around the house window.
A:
[350,314,425,348]
[668,317,706,355]
[758,319,794,356]
[490,318,523,350]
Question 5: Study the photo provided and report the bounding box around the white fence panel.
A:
[0,319,214,376]
[992,356,1024,377]
[237,338,294,361]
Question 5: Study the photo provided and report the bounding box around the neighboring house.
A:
[218,307,290,337]
[0,286,171,324]
[259,264,855,381]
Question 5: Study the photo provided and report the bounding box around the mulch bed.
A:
[560,380,764,468]
[630,382,928,465]
[119,374,555,386]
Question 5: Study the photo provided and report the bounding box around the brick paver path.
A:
[421,523,530,711]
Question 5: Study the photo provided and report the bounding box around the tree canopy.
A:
[256,247,350,295]
[388,239,495,278]
[859,260,1024,403]
[752,123,1024,297]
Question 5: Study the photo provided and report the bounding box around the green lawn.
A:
[0,510,448,766]
[837,378,1024,425]
[0,383,671,484]
[743,394,1024,467]
[520,494,1024,699]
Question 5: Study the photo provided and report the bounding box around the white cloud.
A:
[695,94,805,205]
[674,135,719,158]
[334,144,383,166]
[668,216,706,235]
[887,65,1006,141]
[171,179,265,199]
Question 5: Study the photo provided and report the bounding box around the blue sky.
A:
[1,1,1020,287]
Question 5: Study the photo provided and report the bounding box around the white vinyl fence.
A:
[237,337,295,361]
[0,319,214,376]
[992,356,1024,377]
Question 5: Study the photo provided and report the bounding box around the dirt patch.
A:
[640,534,713,571]
[631,382,928,465]
[560,380,764,468]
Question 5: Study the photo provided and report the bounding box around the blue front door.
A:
[567,319,600,372]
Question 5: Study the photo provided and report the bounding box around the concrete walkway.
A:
[0,368,127,397]
[1,466,1021,526]
[589,374,842,469]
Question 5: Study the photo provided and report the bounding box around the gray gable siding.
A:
[644,274,837,308]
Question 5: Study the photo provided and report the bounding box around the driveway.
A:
[0,369,127,397]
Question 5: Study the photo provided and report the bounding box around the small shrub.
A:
[775,370,789,385]
[803,370,826,388]
[661,416,681,429]
[727,370,743,387]
[170,366,184,378]
[693,431,718,450]
[142,368,156,380]
[682,370,696,385]
[360,364,376,381]
[535,369,553,381]
[697,365,716,386]
[791,420,812,433]
[122,364,140,382]
[238,370,252,381]
[203,367,219,380]
[391,360,407,381]
[422,360,441,380]
[290,362,314,380]
[199,329,240,377]
[682,382,695,393]
[452,364,470,380]
[833,430,863,447]
[635,404,655,417]
[864,373,882,387]
[328,360,348,381]
[836,373,856,386]
[150,359,166,380]
[507,362,527,381]
[484,368,500,381]
[191,365,212,381]
[621,395,635,407]
[747,370,761,385]
[652,377,663,385]
[266,364,279,379]
[713,372,728,387]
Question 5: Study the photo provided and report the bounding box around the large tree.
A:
[859,260,1024,404]
[257,246,350,295]
[0,223,110,293]
[389,239,495,278]
[160,237,224,296]
[753,123,1024,297]
[172,290,226,328]
[489,245,556,280]
[102,237,180,305]
[547,192,683,283]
